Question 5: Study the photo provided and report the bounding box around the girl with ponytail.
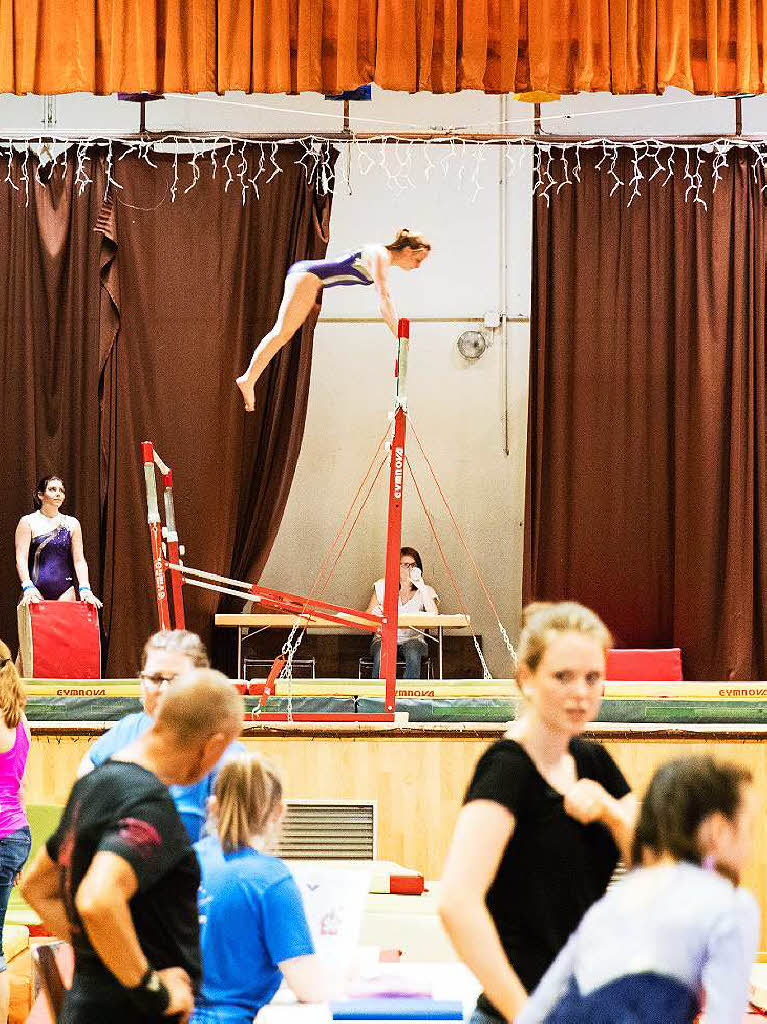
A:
[192,753,327,1023]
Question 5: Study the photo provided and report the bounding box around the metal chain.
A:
[278,624,306,723]
[473,635,493,680]
[498,623,518,672]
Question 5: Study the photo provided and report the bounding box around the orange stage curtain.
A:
[0,0,216,95]
[1,1,767,96]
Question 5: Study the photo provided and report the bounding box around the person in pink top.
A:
[0,641,30,1023]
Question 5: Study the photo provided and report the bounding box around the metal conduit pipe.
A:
[499,94,510,457]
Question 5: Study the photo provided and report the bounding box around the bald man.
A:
[22,669,244,1024]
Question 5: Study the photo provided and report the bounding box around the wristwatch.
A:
[128,966,170,1015]
[139,968,163,993]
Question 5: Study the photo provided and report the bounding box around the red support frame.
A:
[249,584,383,632]
[380,318,410,712]
[161,468,186,630]
[141,319,413,724]
[142,442,171,631]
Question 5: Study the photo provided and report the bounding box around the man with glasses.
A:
[77,630,243,841]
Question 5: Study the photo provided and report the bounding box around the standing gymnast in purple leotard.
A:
[236,228,431,411]
[14,475,102,608]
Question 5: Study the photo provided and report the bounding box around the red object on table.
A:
[389,873,425,896]
[605,648,683,681]
[27,602,101,678]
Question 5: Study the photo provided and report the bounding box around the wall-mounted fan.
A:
[456,330,488,361]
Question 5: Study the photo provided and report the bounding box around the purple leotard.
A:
[27,521,76,600]
[287,249,374,290]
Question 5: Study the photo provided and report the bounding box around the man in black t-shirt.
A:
[21,669,244,1024]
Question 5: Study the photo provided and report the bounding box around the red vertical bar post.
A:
[161,469,186,629]
[142,442,171,631]
[380,319,410,714]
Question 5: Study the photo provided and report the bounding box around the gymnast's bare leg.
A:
[236,272,321,412]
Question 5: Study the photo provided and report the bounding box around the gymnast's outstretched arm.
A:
[372,249,399,337]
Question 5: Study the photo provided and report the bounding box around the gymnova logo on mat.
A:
[55,688,107,697]
[718,688,767,697]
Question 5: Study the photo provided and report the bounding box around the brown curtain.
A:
[2,1,766,96]
[0,145,334,678]
[0,156,113,662]
[525,147,767,681]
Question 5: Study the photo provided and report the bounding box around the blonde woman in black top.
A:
[438,602,637,1024]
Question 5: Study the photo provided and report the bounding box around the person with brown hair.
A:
[21,669,244,1024]
[14,474,101,607]
[0,642,30,1024]
[517,756,758,1023]
[366,546,438,679]
[192,752,327,1023]
[78,629,243,843]
[235,228,431,410]
[438,601,636,1024]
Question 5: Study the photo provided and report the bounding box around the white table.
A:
[257,961,481,1024]
[215,613,471,681]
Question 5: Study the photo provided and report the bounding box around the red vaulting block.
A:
[605,647,683,682]
[17,602,101,679]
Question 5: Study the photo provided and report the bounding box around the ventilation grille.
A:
[270,800,377,860]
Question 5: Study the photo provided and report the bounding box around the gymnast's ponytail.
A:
[385,228,431,252]
[215,752,283,854]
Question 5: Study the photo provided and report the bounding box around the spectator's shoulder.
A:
[92,711,151,758]
[194,833,225,871]
[262,854,297,888]
[113,710,152,734]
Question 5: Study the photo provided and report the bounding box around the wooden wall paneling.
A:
[25,732,767,946]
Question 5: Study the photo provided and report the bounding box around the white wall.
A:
[0,87,745,675]
[260,131,531,677]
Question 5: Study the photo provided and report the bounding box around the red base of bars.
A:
[244,712,396,723]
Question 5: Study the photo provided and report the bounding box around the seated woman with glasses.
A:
[365,547,438,680]
[76,629,242,841]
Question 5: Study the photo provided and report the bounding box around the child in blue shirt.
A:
[193,753,327,1024]
[516,756,759,1024]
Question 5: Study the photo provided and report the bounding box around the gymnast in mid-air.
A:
[236,228,431,411]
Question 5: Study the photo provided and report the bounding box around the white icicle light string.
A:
[0,134,765,206]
